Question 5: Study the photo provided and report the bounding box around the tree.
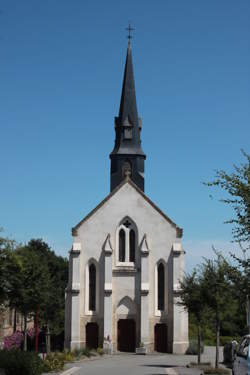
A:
[23,239,68,352]
[0,233,19,306]
[201,253,233,368]
[205,151,250,248]
[226,254,250,332]
[178,270,206,364]
[15,245,50,350]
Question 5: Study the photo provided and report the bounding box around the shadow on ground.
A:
[141,364,177,368]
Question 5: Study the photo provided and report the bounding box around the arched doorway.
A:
[117,319,135,352]
[154,323,167,353]
[86,322,98,349]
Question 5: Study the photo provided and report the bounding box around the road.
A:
[59,350,224,375]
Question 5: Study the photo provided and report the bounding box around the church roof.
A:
[72,178,183,238]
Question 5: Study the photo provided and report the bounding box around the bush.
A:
[81,347,90,357]
[42,352,65,372]
[0,349,43,375]
[220,336,240,346]
[97,347,104,355]
[3,331,24,350]
[186,339,204,355]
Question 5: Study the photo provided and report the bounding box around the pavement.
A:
[49,346,231,375]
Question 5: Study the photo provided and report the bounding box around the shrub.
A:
[81,347,90,357]
[3,331,24,350]
[42,352,65,372]
[0,349,43,375]
[97,347,104,355]
[186,339,204,355]
[63,351,74,362]
[220,336,240,346]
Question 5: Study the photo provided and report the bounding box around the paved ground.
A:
[55,347,230,375]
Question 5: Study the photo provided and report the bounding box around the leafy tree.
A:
[178,270,206,364]
[15,246,50,350]
[201,253,233,368]
[0,233,24,333]
[23,239,68,352]
[205,151,250,248]
[226,254,250,332]
[0,233,19,306]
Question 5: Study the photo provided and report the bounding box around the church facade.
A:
[65,43,189,354]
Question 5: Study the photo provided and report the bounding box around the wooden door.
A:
[117,319,135,352]
[154,323,167,353]
[86,322,98,349]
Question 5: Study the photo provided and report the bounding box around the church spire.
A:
[110,38,146,192]
[118,44,138,128]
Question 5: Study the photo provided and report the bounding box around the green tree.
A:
[23,239,68,352]
[0,233,24,332]
[205,151,250,248]
[0,233,19,305]
[15,245,50,350]
[178,270,206,364]
[226,254,250,332]
[201,253,233,368]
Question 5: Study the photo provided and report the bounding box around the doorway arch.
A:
[117,319,135,352]
[86,322,98,349]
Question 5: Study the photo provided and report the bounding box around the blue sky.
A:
[0,0,249,270]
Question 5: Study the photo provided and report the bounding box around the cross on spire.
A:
[126,23,134,44]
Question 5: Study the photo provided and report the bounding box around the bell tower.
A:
[110,41,146,192]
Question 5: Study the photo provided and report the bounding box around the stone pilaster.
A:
[70,242,81,350]
[172,243,189,354]
[140,235,150,348]
[103,235,113,350]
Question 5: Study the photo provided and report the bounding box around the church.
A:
[65,40,189,354]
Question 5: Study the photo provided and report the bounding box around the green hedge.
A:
[0,350,44,375]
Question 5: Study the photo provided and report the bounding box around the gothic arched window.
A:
[129,229,135,262]
[89,263,96,311]
[158,263,165,311]
[119,229,126,262]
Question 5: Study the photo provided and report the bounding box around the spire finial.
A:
[126,23,134,45]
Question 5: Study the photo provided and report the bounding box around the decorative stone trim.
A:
[71,289,80,295]
[104,283,112,292]
[173,283,181,291]
[103,234,113,255]
[140,234,149,255]
[172,243,185,256]
[72,283,80,291]
[141,282,149,292]
[104,290,112,296]
[73,242,81,251]
[176,227,183,238]
[70,248,80,256]
[112,268,137,274]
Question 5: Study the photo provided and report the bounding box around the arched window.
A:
[119,229,125,262]
[158,263,165,311]
[89,264,96,311]
[129,229,135,262]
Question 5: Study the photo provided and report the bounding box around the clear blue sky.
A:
[0,0,249,270]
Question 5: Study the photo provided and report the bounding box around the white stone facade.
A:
[65,179,189,353]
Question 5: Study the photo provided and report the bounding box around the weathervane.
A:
[126,23,134,44]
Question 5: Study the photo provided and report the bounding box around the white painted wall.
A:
[65,181,188,353]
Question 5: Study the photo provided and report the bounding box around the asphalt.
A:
[49,346,231,375]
